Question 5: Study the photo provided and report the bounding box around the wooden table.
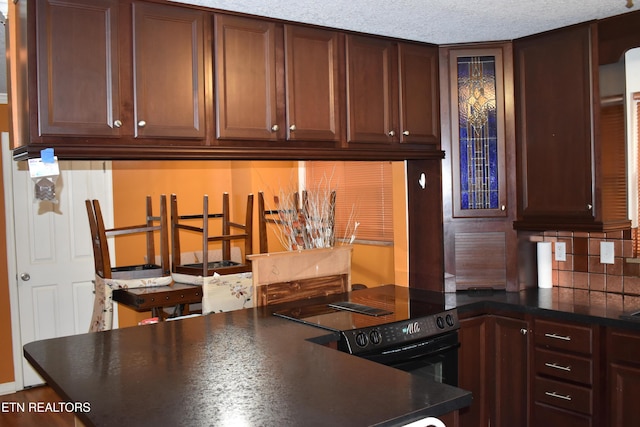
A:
[111,282,201,318]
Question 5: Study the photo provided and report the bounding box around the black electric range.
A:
[274,284,459,357]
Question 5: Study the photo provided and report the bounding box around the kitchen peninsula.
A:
[24,284,640,426]
[24,289,471,427]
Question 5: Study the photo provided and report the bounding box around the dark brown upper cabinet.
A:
[9,0,443,161]
[131,2,205,139]
[214,14,343,145]
[11,0,206,157]
[284,25,344,143]
[513,23,630,232]
[213,15,278,142]
[345,35,439,149]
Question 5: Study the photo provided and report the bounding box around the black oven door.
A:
[359,331,459,387]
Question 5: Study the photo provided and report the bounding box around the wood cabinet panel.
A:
[132,2,205,138]
[606,328,640,427]
[513,23,631,231]
[27,0,206,143]
[458,316,490,427]
[36,0,120,137]
[534,318,593,354]
[284,25,343,142]
[515,24,594,224]
[398,43,439,144]
[214,14,278,141]
[534,376,592,415]
[535,347,592,385]
[346,34,396,144]
[532,402,592,427]
[493,315,528,427]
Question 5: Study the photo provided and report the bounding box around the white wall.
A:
[626,48,640,228]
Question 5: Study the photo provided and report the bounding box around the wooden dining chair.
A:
[85,195,170,279]
[86,195,177,331]
[171,193,254,277]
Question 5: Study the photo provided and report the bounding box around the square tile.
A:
[558,270,573,287]
[590,273,605,291]
[574,255,588,272]
[574,272,589,290]
[574,237,588,255]
[607,275,623,293]
[588,256,605,273]
[624,276,640,296]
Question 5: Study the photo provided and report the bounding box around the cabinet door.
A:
[284,25,342,142]
[607,328,640,427]
[493,316,529,427]
[398,43,439,145]
[214,15,278,141]
[346,35,397,144]
[132,2,205,139]
[459,316,491,427]
[514,24,594,226]
[36,0,120,137]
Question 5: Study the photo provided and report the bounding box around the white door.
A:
[3,136,113,387]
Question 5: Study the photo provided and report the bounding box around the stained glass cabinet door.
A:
[449,49,507,218]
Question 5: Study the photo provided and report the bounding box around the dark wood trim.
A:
[12,144,446,161]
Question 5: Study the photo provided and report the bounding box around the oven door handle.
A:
[368,339,460,364]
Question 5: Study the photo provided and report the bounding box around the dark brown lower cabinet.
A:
[459,314,529,427]
[606,328,640,427]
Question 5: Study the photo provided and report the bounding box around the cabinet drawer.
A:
[608,328,640,363]
[534,318,593,354]
[535,347,592,385]
[535,376,592,415]
[532,402,592,427]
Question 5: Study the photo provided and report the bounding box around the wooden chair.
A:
[257,190,336,253]
[171,193,254,277]
[85,195,170,279]
[86,195,179,330]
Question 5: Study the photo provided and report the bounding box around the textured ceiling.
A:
[171,0,637,44]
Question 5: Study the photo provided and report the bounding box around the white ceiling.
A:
[172,0,637,44]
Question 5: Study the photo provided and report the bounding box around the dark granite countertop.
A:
[24,285,640,427]
[23,294,471,427]
[446,287,640,329]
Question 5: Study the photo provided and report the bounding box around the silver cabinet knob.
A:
[289,124,296,131]
[587,204,593,210]
[402,130,410,136]
[20,273,30,282]
[113,120,122,128]
[138,120,146,128]
[501,205,506,211]
[388,130,395,137]
[520,328,528,335]
[271,124,279,132]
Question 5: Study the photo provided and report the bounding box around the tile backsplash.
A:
[538,229,640,295]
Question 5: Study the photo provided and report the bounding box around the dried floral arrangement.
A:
[268,184,359,251]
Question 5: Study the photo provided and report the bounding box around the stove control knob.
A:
[446,314,455,327]
[369,330,382,345]
[436,316,445,329]
[355,332,368,347]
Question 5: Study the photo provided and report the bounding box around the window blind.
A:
[305,161,394,243]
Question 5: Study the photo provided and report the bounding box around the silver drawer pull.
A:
[545,362,571,372]
[544,333,571,341]
[545,391,572,401]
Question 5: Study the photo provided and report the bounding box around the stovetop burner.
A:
[274,284,459,355]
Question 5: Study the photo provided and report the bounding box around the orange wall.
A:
[111,160,299,326]
[111,160,406,327]
[0,103,15,384]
